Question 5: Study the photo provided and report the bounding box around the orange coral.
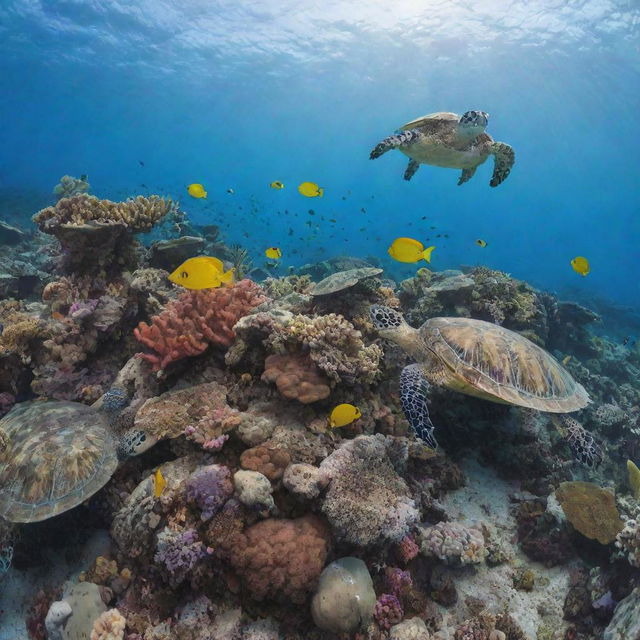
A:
[240,445,291,482]
[261,353,331,403]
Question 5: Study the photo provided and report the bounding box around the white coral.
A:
[420,521,487,565]
[90,608,126,640]
[615,519,640,567]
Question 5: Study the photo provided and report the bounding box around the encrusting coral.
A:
[420,521,487,565]
[261,353,331,403]
[134,280,267,373]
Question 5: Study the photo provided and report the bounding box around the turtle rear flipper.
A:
[489,142,515,187]
[457,167,477,186]
[404,159,420,181]
[370,129,423,159]
[400,364,438,449]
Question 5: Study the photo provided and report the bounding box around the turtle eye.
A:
[181,271,188,278]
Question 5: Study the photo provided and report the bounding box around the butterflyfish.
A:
[475,239,487,247]
[265,247,282,259]
[168,256,235,290]
[187,183,207,198]
[153,468,166,498]
[329,403,362,428]
[270,181,284,189]
[388,237,435,264]
[570,256,590,276]
[298,182,324,198]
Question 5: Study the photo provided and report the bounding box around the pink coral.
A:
[134,280,267,372]
[261,353,331,403]
[374,593,404,630]
[396,534,420,564]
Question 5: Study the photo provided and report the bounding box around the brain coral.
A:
[420,521,487,565]
[227,514,330,603]
[261,353,331,403]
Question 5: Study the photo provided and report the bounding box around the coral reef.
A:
[420,521,487,565]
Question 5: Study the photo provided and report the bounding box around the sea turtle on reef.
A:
[369,305,590,451]
[0,398,156,523]
[369,110,515,186]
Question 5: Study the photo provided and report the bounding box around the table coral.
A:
[261,353,331,403]
[134,280,266,373]
[227,514,330,603]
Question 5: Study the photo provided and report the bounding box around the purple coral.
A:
[374,593,404,630]
[154,527,208,587]
[185,465,233,521]
[384,567,412,598]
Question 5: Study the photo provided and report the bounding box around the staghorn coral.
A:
[420,521,487,565]
[90,608,126,640]
[240,445,291,482]
[134,280,267,373]
[227,514,330,603]
[266,312,381,384]
[261,353,331,403]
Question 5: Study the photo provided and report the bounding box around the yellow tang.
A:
[270,181,284,189]
[476,239,487,248]
[153,468,166,498]
[168,256,235,290]
[561,355,572,366]
[329,403,362,428]
[570,256,590,276]
[187,183,207,198]
[265,247,282,259]
[298,181,324,198]
[388,237,435,264]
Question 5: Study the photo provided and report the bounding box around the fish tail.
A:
[318,188,324,197]
[422,246,435,263]
[221,268,235,283]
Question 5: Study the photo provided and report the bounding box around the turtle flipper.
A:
[555,416,603,468]
[457,167,477,186]
[489,142,515,187]
[404,159,420,181]
[400,364,438,449]
[370,129,423,160]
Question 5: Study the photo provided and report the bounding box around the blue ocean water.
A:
[1,0,638,312]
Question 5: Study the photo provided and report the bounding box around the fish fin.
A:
[457,167,477,185]
[220,268,235,283]
[404,159,420,181]
[318,188,324,197]
[489,142,515,187]
[422,246,435,263]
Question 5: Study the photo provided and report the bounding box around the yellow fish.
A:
[329,403,362,428]
[388,237,435,264]
[153,468,166,498]
[270,181,284,189]
[168,256,235,290]
[298,181,324,198]
[562,355,572,366]
[475,239,487,248]
[571,256,590,276]
[265,247,282,259]
[187,183,207,198]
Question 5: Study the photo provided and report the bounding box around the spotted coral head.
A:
[370,305,406,335]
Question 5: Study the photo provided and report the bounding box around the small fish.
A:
[298,181,324,198]
[476,239,488,248]
[361,208,366,213]
[51,311,65,321]
[138,160,145,167]
[80,174,88,181]
[227,188,235,194]
[570,256,590,276]
[168,256,234,290]
[308,209,315,215]
[329,403,362,428]
[270,181,284,189]
[153,468,166,498]
[187,183,207,199]
[562,355,572,366]
[265,247,282,259]
[388,237,435,264]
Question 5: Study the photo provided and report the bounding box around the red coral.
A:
[134,280,266,372]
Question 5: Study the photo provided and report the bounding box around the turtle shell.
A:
[310,267,383,296]
[400,112,460,132]
[0,401,118,523]
[422,317,589,412]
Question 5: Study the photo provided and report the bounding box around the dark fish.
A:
[139,160,145,167]
[361,208,366,213]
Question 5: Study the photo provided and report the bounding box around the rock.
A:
[603,588,640,640]
[60,581,107,640]
[311,557,376,634]
[390,617,431,640]
[149,236,206,270]
[0,221,25,245]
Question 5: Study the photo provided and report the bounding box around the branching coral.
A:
[420,521,487,565]
[227,514,330,603]
[134,280,267,373]
[261,353,331,403]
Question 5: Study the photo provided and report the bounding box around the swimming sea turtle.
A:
[0,399,156,523]
[369,305,589,450]
[370,110,515,186]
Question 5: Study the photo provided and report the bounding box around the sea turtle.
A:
[0,399,156,523]
[369,305,589,450]
[369,110,515,186]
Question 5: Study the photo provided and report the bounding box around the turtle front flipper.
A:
[457,167,477,186]
[370,129,423,159]
[400,364,438,449]
[489,142,515,187]
[404,159,420,181]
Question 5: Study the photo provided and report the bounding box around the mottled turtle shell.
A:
[0,401,118,523]
[421,317,589,412]
[400,111,461,132]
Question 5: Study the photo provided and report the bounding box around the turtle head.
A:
[370,305,406,337]
[459,110,489,137]
[117,429,158,459]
